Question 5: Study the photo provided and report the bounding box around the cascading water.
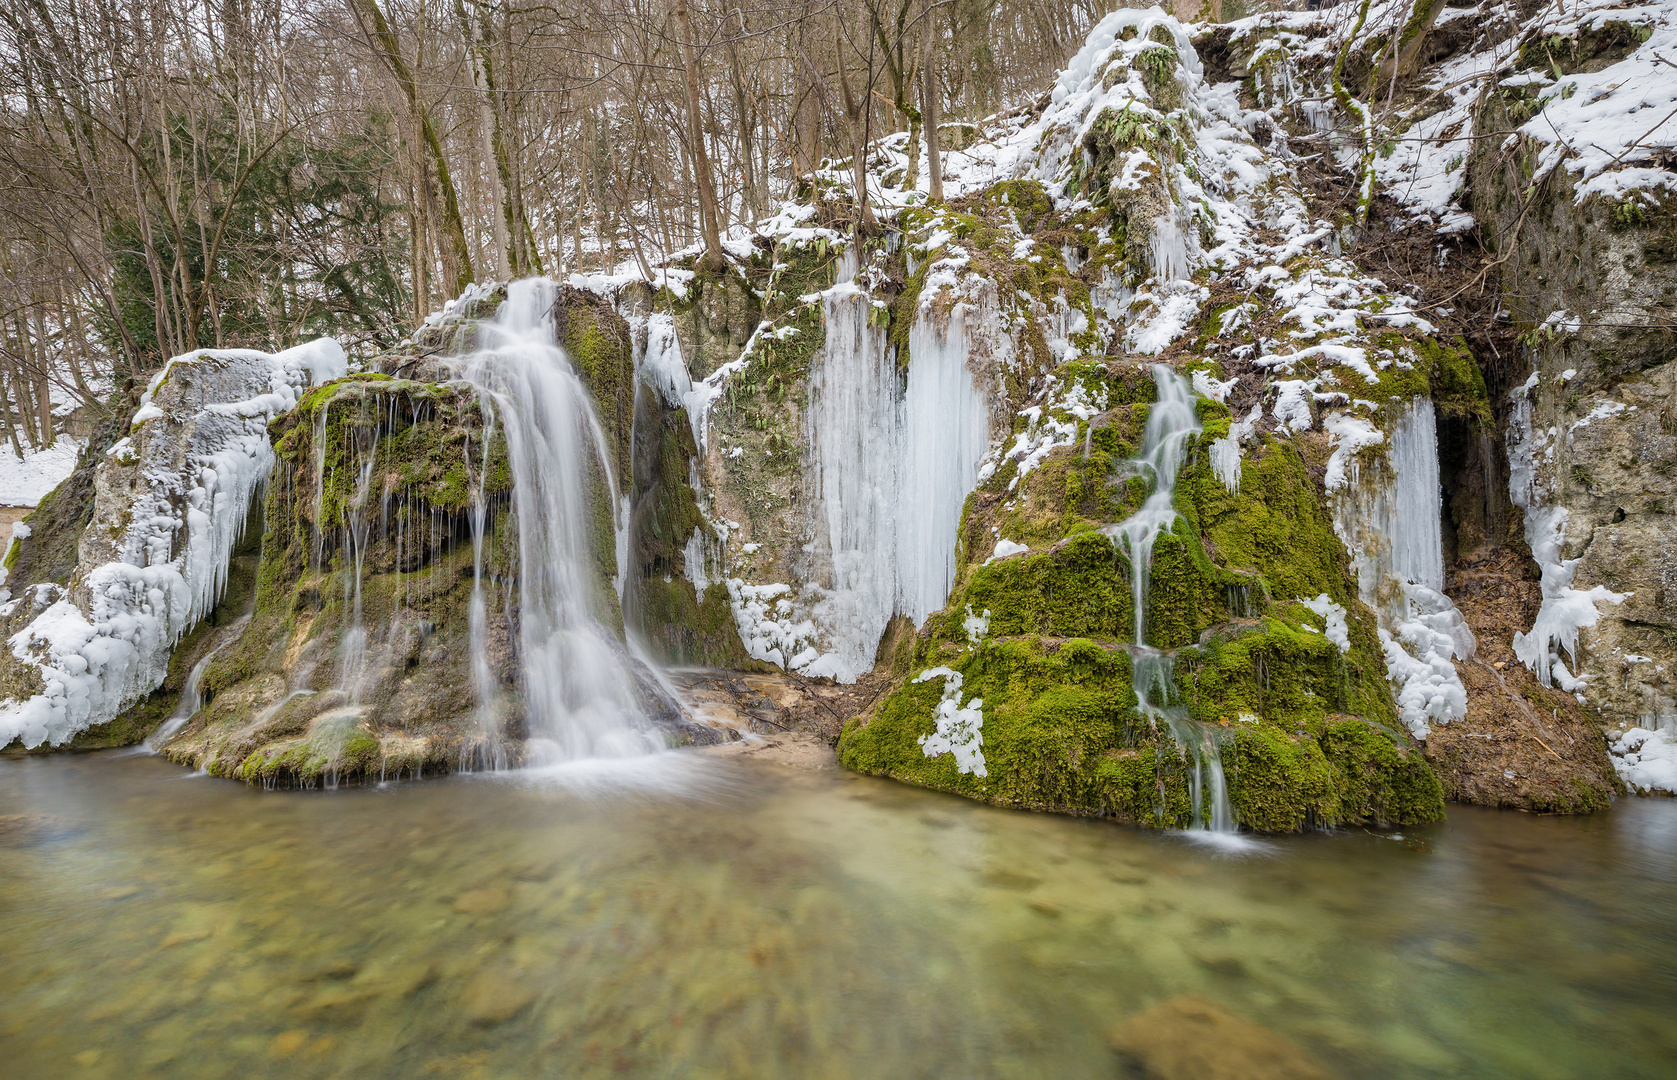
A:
[1103,365,1237,834]
[461,397,505,772]
[336,438,379,704]
[1103,367,1200,642]
[142,615,252,752]
[456,278,665,764]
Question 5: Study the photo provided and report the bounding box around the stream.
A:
[2,750,1673,1078]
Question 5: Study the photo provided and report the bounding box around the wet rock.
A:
[509,858,556,882]
[290,984,380,1023]
[978,868,1042,891]
[160,903,233,947]
[0,813,55,846]
[301,958,358,981]
[268,1030,308,1058]
[1107,996,1338,1080]
[460,971,535,1026]
[351,959,434,998]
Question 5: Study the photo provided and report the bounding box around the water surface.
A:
[2,751,1674,1078]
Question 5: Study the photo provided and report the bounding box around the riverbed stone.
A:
[1106,995,1338,1080]
[460,971,536,1026]
[453,887,511,916]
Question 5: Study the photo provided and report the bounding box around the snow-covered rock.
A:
[0,339,345,749]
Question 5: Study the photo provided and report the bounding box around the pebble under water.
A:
[2,751,1674,1079]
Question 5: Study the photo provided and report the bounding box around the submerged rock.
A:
[1107,996,1338,1080]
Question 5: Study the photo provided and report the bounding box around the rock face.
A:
[154,287,718,785]
[1,341,346,751]
[11,6,1677,820]
[1472,83,1677,753]
[158,375,516,781]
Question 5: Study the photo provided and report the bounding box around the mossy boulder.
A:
[840,358,1445,832]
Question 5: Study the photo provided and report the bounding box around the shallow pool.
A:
[2,750,1673,1078]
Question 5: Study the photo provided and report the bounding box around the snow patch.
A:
[913,666,986,777]
[1610,725,1677,793]
[1298,595,1350,653]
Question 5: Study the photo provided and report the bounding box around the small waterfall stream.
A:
[336,439,379,704]
[143,615,253,752]
[462,397,505,772]
[1104,365,1237,834]
[457,279,665,765]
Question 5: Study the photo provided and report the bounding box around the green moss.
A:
[1406,334,1491,427]
[950,531,1135,642]
[556,285,635,482]
[633,578,754,669]
[840,357,1443,831]
[841,636,1170,820]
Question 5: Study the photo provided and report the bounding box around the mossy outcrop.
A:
[841,351,1444,832]
[159,376,517,785]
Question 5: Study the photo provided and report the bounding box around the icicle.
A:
[800,282,990,681]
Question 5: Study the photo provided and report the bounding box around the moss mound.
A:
[840,359,1445,832]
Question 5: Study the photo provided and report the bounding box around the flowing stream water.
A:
[2,749,1674,1079]
[455,279,665,765]
[1103,365,1235,833]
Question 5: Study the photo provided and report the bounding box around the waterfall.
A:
[805,278,990,680]
[336,433,379,704]
[142,615,252,752]
[1105,365,1237,834]
[1103,366,1201,645]
[462,395,505,772]
[457,278,664,764]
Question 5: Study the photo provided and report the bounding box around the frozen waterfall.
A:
[804,282,990,681]
[457,279,665,763]
[1389,400,1446,592]
[1329,397,1471,738]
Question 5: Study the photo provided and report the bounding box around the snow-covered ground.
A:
[0,438,83,507]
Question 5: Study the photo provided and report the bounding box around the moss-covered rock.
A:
[156,376,518,786]
[840,358,1445,832]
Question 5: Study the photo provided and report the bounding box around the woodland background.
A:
[0,0,1290,449]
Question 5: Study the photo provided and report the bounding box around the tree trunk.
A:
[1382,0,1447,86]
[922,12,943,205]
[30,307,55,446]
[0,356,22,458]
[676,0,726,274]
[351,0,475,295]
[835,32,878,234]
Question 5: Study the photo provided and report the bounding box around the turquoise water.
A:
[2,750,1674,1078]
